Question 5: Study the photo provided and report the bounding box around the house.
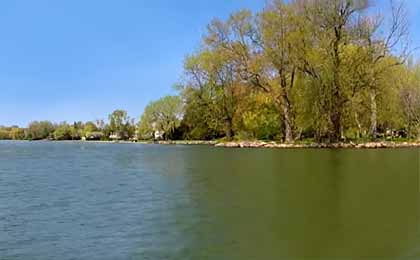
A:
[151,122,165,140]
[154,130,165,140]
[85,132,104,141]
[109,132,122,140]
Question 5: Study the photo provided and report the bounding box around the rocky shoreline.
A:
[214,141,420,149]
[137,140,420,149]
[19,139,420,149]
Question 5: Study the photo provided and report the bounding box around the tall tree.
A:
[108,110,131,140]
[138,96,183,140]
[182,48,239,140]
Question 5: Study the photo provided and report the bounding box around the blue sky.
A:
[0,0,418,127]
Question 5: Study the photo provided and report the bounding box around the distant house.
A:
[154,130,165,140]
[85,132,104,141]
[151,122,164,140]
[109,132,122,141]
[130,130,140,141]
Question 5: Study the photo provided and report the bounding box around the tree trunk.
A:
[283,99,293,143]
[225,118,234,140]
[330,87,342,143]
[369,89,377,140]
[355,112,362,139]
[331,113,341,143]
[330,27,343,143]
[280,73,293,143]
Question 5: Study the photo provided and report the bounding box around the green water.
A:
[0,141,419,259]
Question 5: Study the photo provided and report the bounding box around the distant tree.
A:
[127,118,137,140]
[138,96,183,140]
[53,122,72,140]
[95,119,105,131]
[182,50,239,140]
[108,110,131,140]
[0,128,10,140]
[81,121,98,138]
[25,121,55,140]
[10,128,25,140]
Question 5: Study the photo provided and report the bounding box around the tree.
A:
[207,11,258,139]
[0,128,10,140]
[82,121,98,137]
[108,110,131,140]
[25,121,55,140]
[257,3,302,142]
[238,92,281,140]
[138,96,183,140]
[400,63,420,138]
[295,0,372,141]
[10,128,25,140]
[53,122,72,140]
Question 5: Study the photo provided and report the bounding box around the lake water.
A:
[0,141,419,259]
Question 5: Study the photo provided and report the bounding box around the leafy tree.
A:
[138,96,183,140]
[25,121,55,140]
[399,64,420,138]
[108,110,131,140]
[82,121,98,137]
[0,128,10,140]
[53,122,72,140]
[237,92,281,140]
[10,128,25,140]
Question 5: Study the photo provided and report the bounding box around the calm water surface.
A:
[0,141,419,259]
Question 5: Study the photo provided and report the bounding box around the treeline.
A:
[2,0,420,143]
[151,0,420,142]
[0,110,136,141]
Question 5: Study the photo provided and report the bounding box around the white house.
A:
[151,122,165,140]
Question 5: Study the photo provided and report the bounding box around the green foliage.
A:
[236,93,281,140]
[82,121,98,137]
[0,129,11,140]
[53,123,72,141]
[138,96,183,140]
[10,128,25,140]
[108,110,133,140]
[26,121,55,140]
[175,0,419,142]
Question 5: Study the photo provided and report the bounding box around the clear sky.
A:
[0,0,418,127]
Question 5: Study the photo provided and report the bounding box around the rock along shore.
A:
[213,141,420,149]
[42,139,420,149]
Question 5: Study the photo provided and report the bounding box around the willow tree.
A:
[138,96,183,140]
[258,1,309,142]
[176,0,416,142]
[296,0,370,141]
[108,109,134,140]
[203,7,303,142]
[355,0,409,139]
[180,53,222,140]
[399,63,420,138]
[181,48,239,140]
[202,14,254,139]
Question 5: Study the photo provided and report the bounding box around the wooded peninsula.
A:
[1,0,419,145]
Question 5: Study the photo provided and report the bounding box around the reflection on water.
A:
[0,141,418,259]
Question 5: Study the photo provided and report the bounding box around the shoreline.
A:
[4,139,420,149]
[213,141,420,149]
[126,139,420,149]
